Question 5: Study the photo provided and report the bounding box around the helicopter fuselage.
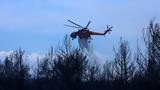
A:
[70,29,106,39]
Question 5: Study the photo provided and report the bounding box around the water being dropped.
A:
[78,38,104,65]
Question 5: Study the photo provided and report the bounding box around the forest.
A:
[0,20,160,90]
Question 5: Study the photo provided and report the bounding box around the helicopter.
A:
[65,20,113,40]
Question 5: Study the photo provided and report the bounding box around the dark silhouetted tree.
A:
[142,19,160,89]
[103,61,114,81]
[53,35,88,90]
[6,49,30,90]
[85,62,101,82]
[113,38,135,90]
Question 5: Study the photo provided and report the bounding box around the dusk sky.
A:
[0,0,160,62]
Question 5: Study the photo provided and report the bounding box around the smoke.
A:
[78,38,105,65]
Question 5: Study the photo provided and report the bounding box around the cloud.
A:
[0,50,13,60]
[0,50,44,64]
[26,52,44,64]
[27,53,44,61]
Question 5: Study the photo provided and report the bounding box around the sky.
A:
[0,0,160,62]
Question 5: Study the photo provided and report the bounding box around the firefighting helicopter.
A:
[64,20,113,40]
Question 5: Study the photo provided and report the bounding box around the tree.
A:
[36,46,55,80]
[53,35,88,90]
[3,55,15,79]
[13,48,30,80]
[113,38,135,89]
[37,57,51,79]
[143,19,160,89]
[103,61,114,81]
[85,62,101,82]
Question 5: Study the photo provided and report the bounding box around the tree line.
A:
[0,20,160,90]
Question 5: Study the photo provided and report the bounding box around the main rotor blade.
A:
[85,21,91,28]
[67,20,84,28]
[64,24,81,28]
